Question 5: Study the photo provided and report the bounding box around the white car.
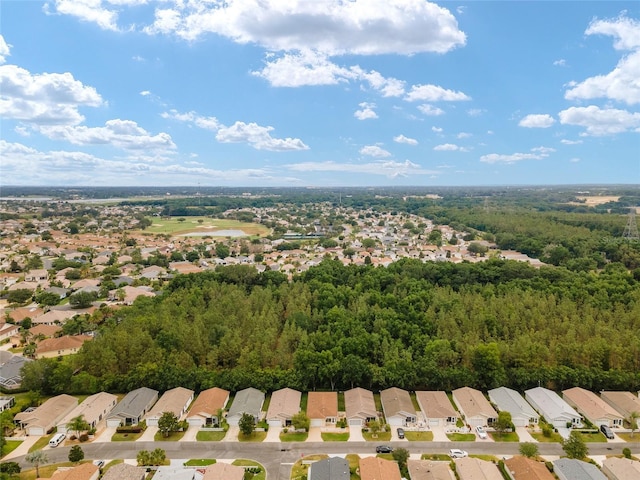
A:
[449,449,468,458]
[475,425,488,439]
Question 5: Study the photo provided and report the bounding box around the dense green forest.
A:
[22,259,640,396]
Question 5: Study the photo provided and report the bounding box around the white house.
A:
[488,387,539,427]
[524,387,582,429]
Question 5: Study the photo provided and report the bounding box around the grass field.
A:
[1,440,22,456]
[111,431,143,441]
[531,431,563,443]
[291,455,327,480]
[446,433,476,441]
[196,430,226,441]
[238,431,266,442]
[154,430,187,441]
[490,432,519,442]
[233,459,265,480]
[280,431,309,442]
[362,430,391,441]
[184,459,216,466]
[321,432,349,441]
[405,431,434,441]
[141,216,270,237]
[579,431,607,442]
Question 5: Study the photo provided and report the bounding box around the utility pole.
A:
[623,207,639,240]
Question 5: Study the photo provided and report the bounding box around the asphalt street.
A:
[12,441,640,480]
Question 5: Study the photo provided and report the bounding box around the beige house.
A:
[100,463,146,480]
[202,463,245,480]
[34,335,92,359]
[31,309,74,326]
[452,387,498,428]
[563,387,623,428]
[42,462,99,480]
[344,387,377,427]
[600,391,640,419]
[57,392,118,434]
[601,457,640,480]
[380,387,417,427]
[0,322,19,343]
[360,456,402,480]
[307,392,338,427]
[416,391,459,427]
[454,457,503,480]
[186,387,229,427]
[146,387,194,426]
[266,387,301,427]
[504,456,554,480]
[407,459,454,480]
[14,394,78,436]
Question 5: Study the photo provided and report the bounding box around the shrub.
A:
[623,447,632,459]
[79,434,89,442]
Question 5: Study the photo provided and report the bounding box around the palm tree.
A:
[67,415,90,438]
[26,450,48,477]
[629,411,639,438]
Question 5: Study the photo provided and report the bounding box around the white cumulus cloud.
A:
[354,102,378,120]
[216,121,309,151]
[519,114,556,128]
[0,35,10,64]
[417,104,445,116]
[558,105,640,136]
[285,159,437,178]
[393,134,418,145]
[405,84,470,102]
[360,145,391,158]
[433,143,468,152]
[480,146,554,164]
[161,110,221,131]
[560,139,583,145]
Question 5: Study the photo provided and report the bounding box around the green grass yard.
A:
[141,216,269,237]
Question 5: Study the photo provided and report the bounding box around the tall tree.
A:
[519,442,539,458]
[562,431,588,459]
[157,411,179,438]
[25,451,48,478]
[238,412,255,437]
[494,411,513,436]
[66,415,90,439]
[68,445,84,464]
[628,411,639,438]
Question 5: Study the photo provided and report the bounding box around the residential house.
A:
[415,391,459,427]
[380,387,417,427]
[28,324,62,339]
[454,457,503,480]
[43,462,99,480]
[359,456,402,480]
[100,463,146,480]
[202,463,246,480]
[14,394,78,436]
[504,456,554,480]
[0,351,32,390]
[0,396,15,413]
[344,387,377,427]
[24,269,48,283]
[563,387,623,428]
[31,309,75,326]
[601,457,640,480]
[552,459,606,480]
[266,387,301,428]
[57,392,118,434]
[226,387,265,426]
[0,322,19,342]
[6,306,43,324]
[151,466,197,480]
[407,459,454,480]
[524,387,582,429]
[307,392,338,427]
[110,285,156,305]
[309,457,350,480]
[488,387,539,427]
[106,387,159,427]
[452,387,498,428]
[186,387,230,427]
[146,387,195,426]
[600,391,640,420]
[34,335,92,359]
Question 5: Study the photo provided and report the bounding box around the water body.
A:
[179,229,248,237]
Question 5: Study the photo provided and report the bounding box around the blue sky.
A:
[1,0,639,187]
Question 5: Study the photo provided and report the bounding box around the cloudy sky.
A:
[1,0,639,187]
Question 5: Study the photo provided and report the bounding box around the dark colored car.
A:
[376,445,393,453]
[600,424,615,439]
[397,427,405,439]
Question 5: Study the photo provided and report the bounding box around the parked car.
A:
[600,424,615,439]
[397,427,405,439]
[376,445,393,453]
[475,425,488,439]
[449,449,468,458]
[93,460,105,469]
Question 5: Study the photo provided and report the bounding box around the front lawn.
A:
[291,455,327,480]
[530,431,563,442]
[280,431,308,442]
[1,440,22,456]
[578,431,607,442]
[154,430,186,441]
[616,433,640,442]
[422,453,453,461]
[232,459,265,480]
[345,454,360,480]
[446,433,476,441]
[238,431,266,442]
[321,432,349,441]
[362,430,391,441]
[196,430,226,441]
[405,431,434,441]
[111,431,143,441]
[28,435,52,452]
[489,432,519,442]
[184,459,216,466]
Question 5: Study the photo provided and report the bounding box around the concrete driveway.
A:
[180,426,199,442]
[430,425,450,442]
[348,426,364,442]
[137,425,158,442]
[515,426,537,442]
[92,426,118,443]
[307,427,322,442]
[265,426,282,442]
[223,425,239,442]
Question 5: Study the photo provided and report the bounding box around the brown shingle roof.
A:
[504,456,554,480]
[360,456,402,480]
[307,392,338,419]
[35,335,92,356]
[187,387,229,420]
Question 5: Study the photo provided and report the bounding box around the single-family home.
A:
[0,396,15,413]
[202,463,246,480]
[415,391,459,427]
[600,391,640,419]
[0,351,31,390]
[454,457,503,480]
[601,457,640,480]
[407,459,454,480]
[45,462,100,480]
[524,387,582,429]
[57,392,118,434]
[29,324,62,339]
[552,459,607,480]
[24,269,48,283]
[488,387,539,427]
[100,463,146,480]
[31,309,74,326]
[14,394,78,436]
[226,387,265,426]
[34,334,92,359]
[145,387,194,427]
[266,387,301,428]
[344,387,377,427]
[5,306,43,324]
[503,456,554,480]
[106,387,159,427]
[452,387,498,428]
[0,322,19,343]
[307,392,338,427]
[150,466,197,480]
[186,387,230,427]
[359,456,402,480]
[309,457,350,480]
[563,387,623,428]
[380,387,417,427]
